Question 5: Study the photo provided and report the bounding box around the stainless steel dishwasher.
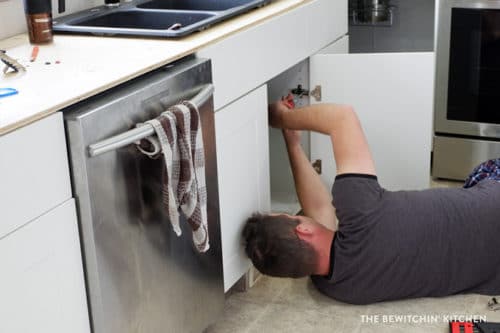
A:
[64,57,223,333]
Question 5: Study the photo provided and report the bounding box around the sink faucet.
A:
[104,0,121,7]
[58,0,65,13]
[57,0,122,13]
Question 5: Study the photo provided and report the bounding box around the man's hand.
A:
[269,94,295,128]
[269,94,302,145]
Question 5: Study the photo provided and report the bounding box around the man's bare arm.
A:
[270,103,376,176]
[283,128,336,230]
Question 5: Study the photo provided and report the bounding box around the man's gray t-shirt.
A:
[311,174,500,305]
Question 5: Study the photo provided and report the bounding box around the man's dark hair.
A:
[242,213,317,278]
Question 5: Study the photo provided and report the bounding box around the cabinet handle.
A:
[88,84,214,157]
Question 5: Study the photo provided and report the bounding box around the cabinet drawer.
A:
[0,113,71,238]
[0,199,90,333]
[198,3,309,111]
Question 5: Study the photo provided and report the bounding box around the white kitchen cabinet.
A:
[309,40,435,191]
[305,0,347,54]
[198,0,347,111]
[0,199,90,333]
[0,112,72,239]
[215,85,270,291]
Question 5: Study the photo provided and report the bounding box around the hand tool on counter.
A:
[0,50,26,74]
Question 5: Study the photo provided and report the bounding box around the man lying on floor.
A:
[243,95,500,305]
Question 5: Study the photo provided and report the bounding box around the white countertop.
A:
[0,0,306,136]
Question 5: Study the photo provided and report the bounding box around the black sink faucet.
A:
[104,0,121,7]
[58,0,65,13]
[57,0,121,13]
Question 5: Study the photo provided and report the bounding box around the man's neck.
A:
[316,230,335,276]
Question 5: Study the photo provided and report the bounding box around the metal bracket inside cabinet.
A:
[291,84,309,98]
[312,159,322,174]
[310,85,322,102]
[291,84,321,102]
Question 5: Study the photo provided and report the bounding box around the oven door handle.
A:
[88,84,214,157]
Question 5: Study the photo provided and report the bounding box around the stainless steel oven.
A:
[433,0,500,180]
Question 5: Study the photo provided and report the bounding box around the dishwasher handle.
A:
[88,84,214,157]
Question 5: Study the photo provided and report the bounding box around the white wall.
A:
[0,0,101,40]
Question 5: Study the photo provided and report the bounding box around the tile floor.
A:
[207,179,500,333]
[208,276,500,333]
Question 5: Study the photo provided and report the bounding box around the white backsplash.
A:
[0,0,102,40]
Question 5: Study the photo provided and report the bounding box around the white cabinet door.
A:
[310,44,435,191]
[215,85,270,291]
[0,112,72,238]
[0,199,90,333]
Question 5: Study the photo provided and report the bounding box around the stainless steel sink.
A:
[69,10,215,30]
[52,0,270,38]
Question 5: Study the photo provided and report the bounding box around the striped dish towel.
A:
[136,102,209,253]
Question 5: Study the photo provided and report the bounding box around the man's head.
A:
[242,213,330,278]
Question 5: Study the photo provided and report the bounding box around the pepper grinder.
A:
[23,0,53,44]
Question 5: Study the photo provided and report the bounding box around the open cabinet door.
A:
[310,42,435,191]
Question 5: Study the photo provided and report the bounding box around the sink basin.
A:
[70,10,214,30]
[52,0,270,38]
[137,0,261,11]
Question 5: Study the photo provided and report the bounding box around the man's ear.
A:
[295,223,313,236]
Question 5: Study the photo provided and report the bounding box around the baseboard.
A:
[228,265,263,294]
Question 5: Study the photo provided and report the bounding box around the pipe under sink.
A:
[52,0,270,38]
